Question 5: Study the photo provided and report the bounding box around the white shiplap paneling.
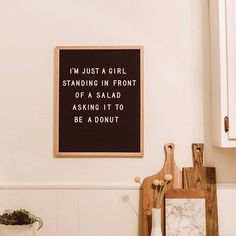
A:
[0,185,235,236]
[78,190,112,236]
[55,190,78,236]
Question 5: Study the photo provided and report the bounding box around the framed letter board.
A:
[54,46,143,157]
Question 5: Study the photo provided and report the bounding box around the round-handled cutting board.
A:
[142,143,182,236]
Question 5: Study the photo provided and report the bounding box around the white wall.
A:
[0,0,207,185]
[1,0,236,235]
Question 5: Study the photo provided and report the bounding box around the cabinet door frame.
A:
[225,0,236,140]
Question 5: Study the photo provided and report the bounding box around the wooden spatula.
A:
[182,143,219,236]
[142,143,182,236]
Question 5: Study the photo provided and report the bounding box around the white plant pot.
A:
[151,208,162,236]
[0,224,35,236]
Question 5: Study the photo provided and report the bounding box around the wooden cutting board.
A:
[182,143,219,236]
[142,143,182,236]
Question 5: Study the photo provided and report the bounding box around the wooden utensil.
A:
[142,143,182,236]
[182,143,219,236]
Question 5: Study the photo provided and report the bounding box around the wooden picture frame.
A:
[54,46,144,157]
[165,189,206,236]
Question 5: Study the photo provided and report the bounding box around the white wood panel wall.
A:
[0,186,140,236]
[0,186,234,236]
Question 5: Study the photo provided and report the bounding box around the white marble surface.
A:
[165,198,206,236]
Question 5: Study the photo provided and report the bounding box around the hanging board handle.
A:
[192,143,204,167]
[164,143,175,167]
[192,143,206,190]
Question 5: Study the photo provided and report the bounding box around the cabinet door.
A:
[210,0,236,147]
[226,0,236,140]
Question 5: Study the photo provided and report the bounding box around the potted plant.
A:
[0,209,43,236]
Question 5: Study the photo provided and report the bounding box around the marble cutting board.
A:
[165,189,206,236]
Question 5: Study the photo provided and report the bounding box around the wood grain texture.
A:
[142,143,182,236]
[166,188,204,199]
[182,143,219,236]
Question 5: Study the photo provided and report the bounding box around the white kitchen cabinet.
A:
[209,0,236,147]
